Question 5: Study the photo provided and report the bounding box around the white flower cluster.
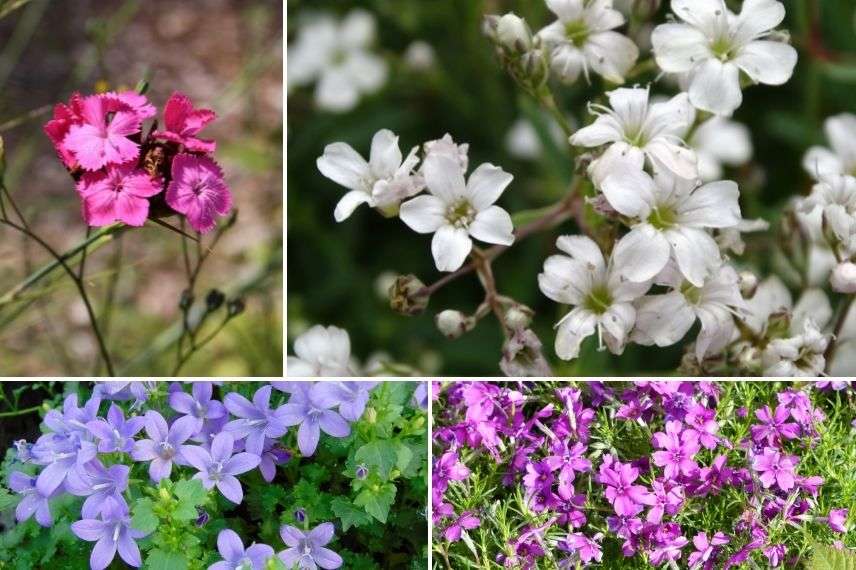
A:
[318,132,516,272]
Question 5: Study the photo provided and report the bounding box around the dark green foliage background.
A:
[287,0,856,375]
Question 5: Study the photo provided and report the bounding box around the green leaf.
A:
[394,441,414,473]
[0,487,19,511]
[145,548,188,570]
[331,497,373,531]
[131,498,160,534]
[354,483,396,523]
[355,440,397,479]
[174,479,207,520]
[807,543,856,570]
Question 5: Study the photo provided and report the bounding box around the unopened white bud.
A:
[505,305,533,330]
[435,310,472,339]
[738,271,759,298]
[496,13,531,53]
[831,262,856,293]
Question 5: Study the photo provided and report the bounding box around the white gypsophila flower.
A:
[288,9,388,112]
[403,40,436,71]
[399,154,515,272]
[762,319,829,377]
[537,0,639,84]
[797,174,856,244]
[741,276,832,337]
[831,262,856,294]
[600,168,741,285]
[716,216,768,255]
[803,114,856,180]
[538,235,651,360]
[505,117,567,160]
[423,133,469,172]
[317,129,424,221]
[651,0,798,116]
[287,325,355,376]
[570,87,697,185]
[794,206,840,285]
[689,117,753,181]
[633,263,745,360]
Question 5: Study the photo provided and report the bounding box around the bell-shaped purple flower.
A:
[278,523,343,569]
[131,410,196,482]
[43,393,102,437]
[9,471,55,527]
[224,386,289,456]
[316,381,378,422]
[183,432,260,504]
[65,459,129,519]
[169,382,227,435]
[71,503,149,570]
[31,433,97,496]
[258,438,291,483]
[208,528,274,570]
[86,404,145,454]
[281,383,351,457]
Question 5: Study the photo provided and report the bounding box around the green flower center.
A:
[584,284,613,315]
[446,199,476,228]
[564,20,590,48]
[710,36,734,61]
[680,281,702,305]
[647,206,677,230]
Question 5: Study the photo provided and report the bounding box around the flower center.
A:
[647,206,677,230]
[193,401,206,418]
[584,285,613,315]
[209,461,225,481]
[709,36,734,61]
[680,281,702,305]
[236,557,253,570]
[158,441,176,460]
[300,539,313,556]
[446,199,476,228]
[564,20,590,48]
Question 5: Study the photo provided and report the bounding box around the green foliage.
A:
[808,543,856,570]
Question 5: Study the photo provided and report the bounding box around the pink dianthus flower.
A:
[76,164,162,227]
[152,92,216,153]
[166,153,232,233]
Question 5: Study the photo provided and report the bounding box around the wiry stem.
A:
[824,294,855,372]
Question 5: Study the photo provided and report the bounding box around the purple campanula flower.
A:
[315,381,378,422]
[65,460,129,519]
[258,439,291,482]
[131,411,196,482]
[751,405,800,446]
[598,457,656,516]
[183,432,260,504]
[31,432,97,496]
[94,381,157,410]
[86,404,145,454]
[559,532,603,564]
[9,471,56,527]
[43,393,102,437]
[13,439,34,462]
[209,528,274,570]
[752,447,798,491]
[196,507,210,527]
[412,382,428,410]
[224,385,289,456]
[169,382,226,435]
[280,383,351,457]
[278,523,343,569]
[687,532,729,570]
[652,421,701,479]
[71,503,149,570]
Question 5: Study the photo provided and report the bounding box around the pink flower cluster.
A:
[44,90,231,233]
[432,381,853,569]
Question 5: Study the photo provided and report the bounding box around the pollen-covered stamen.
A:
[445,198,476,229]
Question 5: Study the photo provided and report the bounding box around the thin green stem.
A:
[0,404,41,418]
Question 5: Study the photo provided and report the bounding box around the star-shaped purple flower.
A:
[278,523,343,569]
[208,528,274,570]
[131,411,196,482]
[65,459,129,519]
[71,503,149,570]
[86,403,145,454]
[31,433,97,496]
[652,421,701,479]
[598,457,656,516]
[183,432,260,504]
[320,381,379,422]
[169,382,226,435]
[224,386,289,456]
[9,471,55,527]
[281,383,351,457]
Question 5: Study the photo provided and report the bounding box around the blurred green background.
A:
[287,0,856,376]
[0,0,283,376]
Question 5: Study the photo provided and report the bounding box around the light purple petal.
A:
[216,475,244,504]
[192,382,213,403]
[280,526,305,547]
[278,548,301,567]
[225,452,261,476]
[310,383,344,409]
[252,385,272,411]
[149,457,173,483]
[246,543,275,565]
[218,529,245,561]
[314,546,343,569]
[131,439,159,462]
[210,432,235,463]
[145,411,169,442]
[169,391,195,414]
[308,522,335,546]
[34,499,53,527]
[224,392,258,419]
[72,518,105,541]
[245,431,266,456]
[168,415,197,445]
[181,445,211,471]
[318,411,350,438]
[298,421,321,456]
[90,536,117,570]
[117,531,142,567]
[36,461,68,496]
[280,403,308,426]
[16,495,38,523]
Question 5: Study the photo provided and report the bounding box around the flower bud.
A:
[294,507,306,523]
[195,507,209,527]
[179,289,194,311]
[496,13,532,53]
[830,262,856,293]
[738,271,759,298]
[205,289,225,311]
[227,298,246,317]
[505,305,534,330]
[356,464,368,480]
[435,309,473,339]
[520,48,549,88]
[389,274,429,316]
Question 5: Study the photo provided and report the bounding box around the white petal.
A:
[742,276,792,333]
[431,225,472,272]
[672,0,729,29]
[583,0,625,32]
[550,44,586,84]
[369,129,402,179]
[469,206,514,246]
[293,325,350,367]
[466,163,513,210]
[315,68,360,112]
[695,305,735,360]
[539,255,592,305]
[589,142,645,186]
[692,118,753,166]
[317,143,369,191]
[423,155,466,204]
[650,23,710,74]
[600,303,636,353]
[688,59,742,116]
[537,21,569,45]
[286,357,317,377]
[666,227,721,286]
[826,114,856,170]
[584,31,639,83]
[634,292,695,346]
[343,51,388,92]
[614,224,671,282]
[732,0,786,45]
[556,235,605,270]
[802,147,844,179]
[643,92,695,138]
[644,138,698,179]
[677,180,741,228]
[334,190,371,222]
[554,307,597,360]
[340,9,376,48]
[600,168,657,218]
[607,87,650,129]
[545,0,584,22]
[399,195,447,233]
[569,116,623,147]
[793,288,832,332]
[734,40,797,86]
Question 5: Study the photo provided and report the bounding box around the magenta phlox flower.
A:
[652,421,701,479]
[559,532,603,564]
[152,91,217,153]
[444,511,480,542]
[433,450,470,495]
[644,522,689,566]
[751,405,800,446]
[461,382,503,422]
[827,508,849,533]
[688,531,729,570]
[647,479,684,523]
[684,404,720,449]
[523,458,560,494]
[763,543,787,567]
[752,447,798,491]
[598,457,657,516]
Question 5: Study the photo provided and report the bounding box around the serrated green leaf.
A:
[174,479,206,505]
[331,497,373,531]
[394,441,414,473]
[807,543,856,570]
[0,487,19,511]
[355,440,397,479]
[354,483,396,523]
[145,548,188,570]
[131,498,160,534]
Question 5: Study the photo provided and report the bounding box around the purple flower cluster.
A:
[432,381,854,569]
[8,381,373,570]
